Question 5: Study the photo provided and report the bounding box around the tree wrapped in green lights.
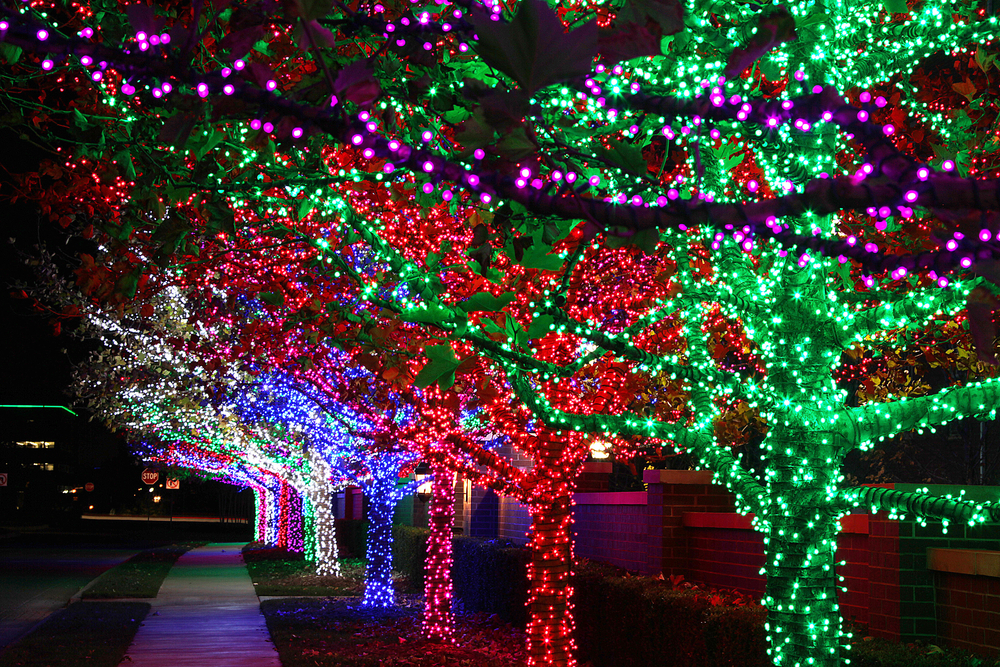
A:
[9,0,1000,665]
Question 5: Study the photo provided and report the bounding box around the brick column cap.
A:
[642,469,715,484]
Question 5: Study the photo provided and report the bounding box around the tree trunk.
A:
[277,482,292,549]
[305,481,341,576]
[525,431,579,667]
[253,487,266,543]
[763,432,843,667]
[285,485,305,553]
[423,463,455,641]
[304,450,340,575]
[362,486,397,607]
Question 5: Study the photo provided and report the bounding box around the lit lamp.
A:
[415,462,432,502]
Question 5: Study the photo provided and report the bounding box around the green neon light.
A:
[0,404,79,416]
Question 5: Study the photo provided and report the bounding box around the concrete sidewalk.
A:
[119,543,281,666]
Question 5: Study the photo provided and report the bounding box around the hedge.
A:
[335,518,368,559]
[390,529,998,667]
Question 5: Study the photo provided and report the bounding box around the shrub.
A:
[336,518,368,559]
[392,525,428,589]
[452,537,530,625]
[847,635,999,667]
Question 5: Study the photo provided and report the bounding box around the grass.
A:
[260,597,526,666]
[0,602,149,667]
[243,543,371,596]
[81,542,204,598]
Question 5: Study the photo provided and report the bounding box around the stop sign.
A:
[85,482,94,492]
[141,469,159,485]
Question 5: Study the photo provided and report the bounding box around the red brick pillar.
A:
[867,511,901,640]
[644,470,734,577]
[577,462,611,492]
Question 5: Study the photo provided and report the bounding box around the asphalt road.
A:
[0,538,138,648]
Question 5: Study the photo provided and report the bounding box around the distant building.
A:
[0,405,123,523]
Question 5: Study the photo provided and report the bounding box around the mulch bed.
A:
[261,596,527,666]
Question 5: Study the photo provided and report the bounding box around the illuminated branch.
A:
[508,371,765,514]
[839,485,1000,524]
[835,280,980,347]
[840,378,1000,452]
[441,433,529,501]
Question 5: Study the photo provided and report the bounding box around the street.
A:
[0,535,138,648]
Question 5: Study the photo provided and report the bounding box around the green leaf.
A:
[260,291,285,306]
[526,314,554,339]
[495,127,538,160]
[72,108,90,131]
[881,0,909,13]
[470,0,597,93]
[195,129,225,160]
[442,107,472,124]
[413,344,462,389]
[402,305,450,325]
[759,57,783,81]
[114,267,142,299]
[297,197,313,220]
[115,150,136,181]
[605,228,661,254]
[0,43,22,64]
[593,138,649,176]
[482,316,506,336]
[292,0,334,20]
[457,292,516,313]
[796,12,830,27]
[518,243,564,271]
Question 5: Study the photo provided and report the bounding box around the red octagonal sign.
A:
[141,469,159,485]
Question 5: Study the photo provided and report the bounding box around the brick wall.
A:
[929,548,1000,656]
[574,492,648,572]
[894,484,1000,643]
[461,468,1000,659]
[645,469,736,577]
[838,518,871,627]
[683,513,765,595]
[498,494,532,544]
[578,462,612,492]
[681,511,872,622]
[867,511,900,640]
[469,485,499,538]
[934,571,1000,656]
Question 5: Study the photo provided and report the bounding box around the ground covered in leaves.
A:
[261,597,527,666]
[243,543,376,596]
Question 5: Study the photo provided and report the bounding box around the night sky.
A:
[1,133,125,467]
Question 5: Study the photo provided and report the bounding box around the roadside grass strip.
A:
[0,602,150,667]
[82,542,205,599]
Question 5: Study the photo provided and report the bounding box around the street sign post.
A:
[141,469,159,485]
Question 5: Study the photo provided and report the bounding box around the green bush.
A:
[393,525,429,589]
[702,603,769,667]
[452,536,530,625]
[847,635,999,667]
[337,518,368,559]
[391,531,996,667]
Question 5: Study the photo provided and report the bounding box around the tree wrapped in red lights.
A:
[10,0,1000,666]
